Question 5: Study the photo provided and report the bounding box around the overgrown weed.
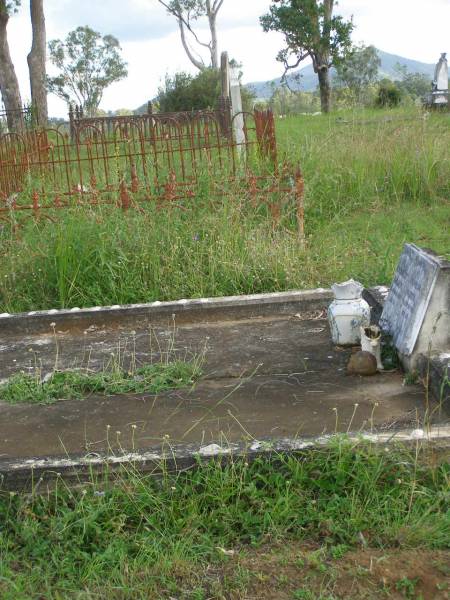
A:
[0,360,201,405]
[1,108,449,313]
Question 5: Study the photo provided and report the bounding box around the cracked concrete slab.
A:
[1,300,446,463]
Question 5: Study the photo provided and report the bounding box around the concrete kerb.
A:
[1,426,450,492]
[0,289,333,336]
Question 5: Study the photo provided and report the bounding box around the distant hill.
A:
[246,49,436,99]
[134,103,149,115]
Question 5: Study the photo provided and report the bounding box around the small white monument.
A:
[435,53,449,90]
[229,66,245,148]
[426,53,449,107]
[328,280,371,346]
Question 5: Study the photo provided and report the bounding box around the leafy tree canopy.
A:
[394,63,430,99]
[261,0,353,75]
[0,0,21,16]
[261,0,353,112]
[375,79,402,108]
[47,26,128,116]
[157,69,220,112]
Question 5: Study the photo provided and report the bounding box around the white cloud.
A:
[4,0,450,118]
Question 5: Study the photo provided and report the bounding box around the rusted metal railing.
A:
[68,103,232,143]
[0,109,304,233]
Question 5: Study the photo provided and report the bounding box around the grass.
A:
[0,106,449,313]
[0,360,201,405]
[0,440,448,598]
[0,107,449,598]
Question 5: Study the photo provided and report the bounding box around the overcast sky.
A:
[6,0,450,117]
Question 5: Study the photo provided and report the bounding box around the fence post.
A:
[119,180,131,211]
[219,52,232,137]
[221,51,230,100]
[32,190,40,219]
[131,164,139,193]
[69,104,74,142]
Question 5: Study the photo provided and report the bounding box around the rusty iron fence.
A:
[68,102,233,142]
[0,109,305,234]
[0,105,36,133]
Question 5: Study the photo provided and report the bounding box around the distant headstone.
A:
[427,53,449,107]
[434,53,449,91]
[380,244,450,367]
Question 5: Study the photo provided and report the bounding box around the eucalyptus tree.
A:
[27,0,48,125]
[47,26,128,116]
[0,0,23,130]
[334,44,380,104]
[156,0,225,71]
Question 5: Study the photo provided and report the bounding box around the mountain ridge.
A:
[245,49,437,99]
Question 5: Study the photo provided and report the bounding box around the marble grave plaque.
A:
[379,244,440,355]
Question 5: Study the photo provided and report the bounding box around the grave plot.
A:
[0,288,447,489]
[0,108,305,236]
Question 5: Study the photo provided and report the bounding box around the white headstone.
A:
[435,53,448,91]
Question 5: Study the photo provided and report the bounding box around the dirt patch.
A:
[201,542,450,599]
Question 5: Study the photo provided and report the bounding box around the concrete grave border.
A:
[1,426,450,492]
[0,289,333,336]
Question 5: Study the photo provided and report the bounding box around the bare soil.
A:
[197,543,450,599]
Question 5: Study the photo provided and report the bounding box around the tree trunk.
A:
[317,66,331,113]
[0,4,24,131]
[27,0,48,126]
[318,0,333,113]
[207,1,218,69]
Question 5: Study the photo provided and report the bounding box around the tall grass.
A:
[0,107,449,312]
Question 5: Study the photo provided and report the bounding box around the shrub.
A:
[375,79,402,108]
[157,68,255,113]
[157,69,220,112]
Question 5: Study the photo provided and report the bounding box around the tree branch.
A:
[212,0,224,14]
[281,51,310,92]
[156,0,224,69]
[178,19,205,70]
[157,0,208,48]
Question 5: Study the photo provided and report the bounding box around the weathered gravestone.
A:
[435,53,449,92]
[427,52,449,107]
[379,244,450,369]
